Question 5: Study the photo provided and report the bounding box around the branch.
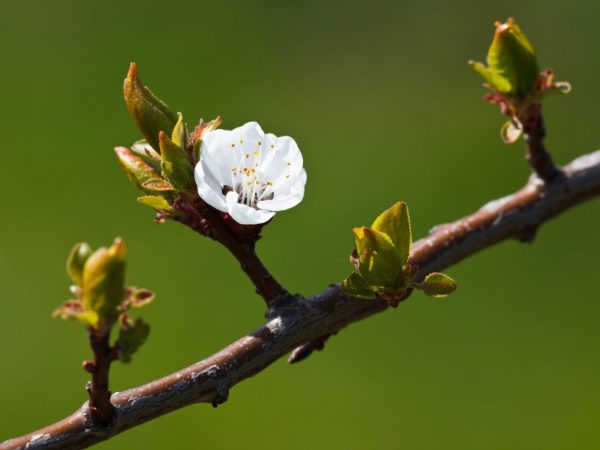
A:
[174,197,288,304]
[4,150,600,450]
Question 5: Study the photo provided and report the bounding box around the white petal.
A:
[225,191,275,225]
[259,135,303,182]
[257,169,307,212]
[195,160,227,211]
[201,129,243,184]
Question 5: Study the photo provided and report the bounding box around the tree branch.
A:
[3,149,600,450]
[174,197,288,305]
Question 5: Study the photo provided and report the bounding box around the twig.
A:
[83,329,114,425]
[520,103,560,181]
[174,197,288,305]
[3,149,600,450]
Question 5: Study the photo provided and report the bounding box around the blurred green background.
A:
[2,0,599,448]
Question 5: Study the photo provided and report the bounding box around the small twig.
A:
[175,197,288,305]
[520,103,561,181]
[4,149,600,450]
[84,328,114,425]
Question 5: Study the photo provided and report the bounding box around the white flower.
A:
[194,122,307,225]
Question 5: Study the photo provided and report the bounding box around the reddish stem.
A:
[520,103,561,181]
[86,328,114,425]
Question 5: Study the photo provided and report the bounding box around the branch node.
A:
[288,333,333,364]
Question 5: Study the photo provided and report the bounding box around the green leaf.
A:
[171,113,188,149]
[123,63,178,152]
[353,227,394,256]
[82,238,126,324]
[52,301,99,327]
[117,317,150,363]
[114,146,162,192]
[130,139,161,162]
[66,242,92,285]
[137,195,173,212]
[371,202,412,263]
[468,60,512,93]
[140,178,175,193]
[159,131,194,191]
[357,246,403,290]
[341,272,376,299]
[413,272,457,298]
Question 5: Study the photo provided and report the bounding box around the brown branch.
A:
[83,329,114,425]
[3,149,600,450]
[174,197,288,304]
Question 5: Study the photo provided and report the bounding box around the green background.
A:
[2,1,599,449]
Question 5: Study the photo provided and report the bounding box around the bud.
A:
[66,242,93,285]
[123,63,178,152]
[470,18,539,99]
[82,238,127,324]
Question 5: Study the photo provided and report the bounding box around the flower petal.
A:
[257,169,306,212]
[194,160,227,211]
[201,129,243,184]
[225,191,275,225]
[259,135,303,183]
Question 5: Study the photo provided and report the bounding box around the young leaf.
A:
[171,113,188,149]
[140,178,175,193]
[137,195,173,212]
[52,301,100,327]
[500,118,523,144]
[413,272,457,298]
[66,242,93,285]
[353,227,394,256]
[342,272,376,299]
[159,131,194,191]
[371,202,412,263]
[114,146,162,192]
[123,63,178,152]
[357,247,403,290]
[117,317,150,363]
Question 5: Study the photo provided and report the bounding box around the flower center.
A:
[225,146,274,209]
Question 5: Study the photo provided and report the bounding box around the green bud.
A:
[412,272,457,298]
[66,242,93,285]
[123,63,178,152]
[470,18,539,99]
[159,131,194,191]
[117,316,150,363]
[82,238,126,324]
